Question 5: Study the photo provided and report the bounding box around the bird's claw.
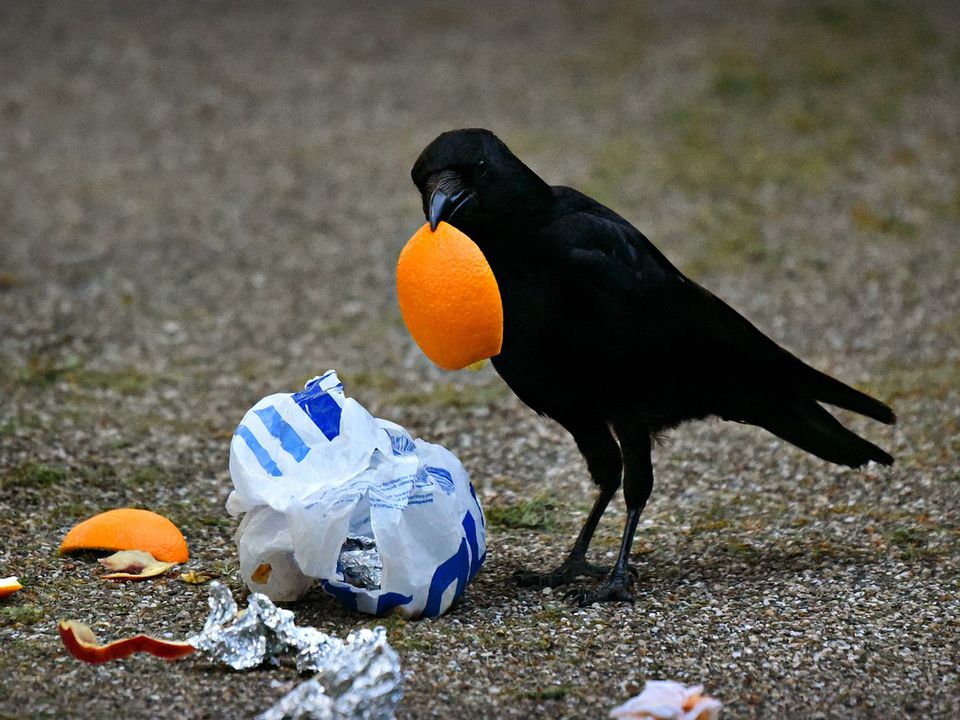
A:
[564,573,635,606]
[514,559,610,589]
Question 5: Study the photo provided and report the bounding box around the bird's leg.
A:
[568,424,652,606]
[515,421,622,589]
[515,482,617,588]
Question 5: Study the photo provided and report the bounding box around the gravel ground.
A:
[1,1,958,718]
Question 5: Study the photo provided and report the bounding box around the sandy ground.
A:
[1,1,958,718]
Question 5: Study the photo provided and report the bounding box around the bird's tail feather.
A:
[754,400,894,468]
[800,366,895,425]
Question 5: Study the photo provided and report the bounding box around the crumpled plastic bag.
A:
[227,370,486,618]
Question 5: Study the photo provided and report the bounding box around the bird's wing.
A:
[542,193,893,423]
[547,208,783,375]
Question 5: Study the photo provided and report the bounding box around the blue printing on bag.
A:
[235,425,283,477]
[376,591,415,615]
[421,510,485,616]
[292,384,342,441]
[321,581,413,616]
[424,466,455,494]
[462,510,484,581]
[322,510,485,617]
[304,370,344,400]
[422,539,470,617]
[253,406,311,462]
[388,431,416,456]
[469,482,486,527]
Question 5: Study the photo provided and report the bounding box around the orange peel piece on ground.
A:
[99,550,176,580]
[0,576,23,598]
[397,221,503,371]
[58,619,195,664]
[59,508,189,563]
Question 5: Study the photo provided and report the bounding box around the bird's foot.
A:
[564,571,635,606]
[514,558,610,589]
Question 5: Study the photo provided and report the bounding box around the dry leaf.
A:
[180,570,216,585]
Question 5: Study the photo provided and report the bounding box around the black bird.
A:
[411,128,895,605]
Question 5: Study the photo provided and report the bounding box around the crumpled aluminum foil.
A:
[338,536,382,590]
[259,628,401,720]
[188,582,402,719]
[188,581,296,669]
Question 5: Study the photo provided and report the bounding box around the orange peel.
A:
[58,619,194,664]
[0,576,23,599]
[59,508,189,563]
[99,550,176,581]
[397,221,503,371]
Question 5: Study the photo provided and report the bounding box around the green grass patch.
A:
[888,526,947,561]
[851,204,917,238]
[873,359,960,403]
[339,370,403,394]
[66,367,152,394]
[712,52,775,106]
[659,102,835,198]
[657,0,941,205]
[18,355,155,395]
[486,492,560,531]
[0,463,67,490]
[18,354,83,386]
[0,605,44,628]
[681,203,776,277]
[889,527,926,547]
[199,515,234,530]
[690,518,731,534]
[123,465,175,489]
[580,135,650,208]
[524,684,572,701]
[379,615,434,652]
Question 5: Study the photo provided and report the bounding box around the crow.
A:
[410,128,895,605]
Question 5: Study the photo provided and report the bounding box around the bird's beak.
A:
[428,187,469,232]
[427,171,474,232]
[428,188,453,232]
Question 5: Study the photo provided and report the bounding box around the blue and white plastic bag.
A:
[226,370,486,618]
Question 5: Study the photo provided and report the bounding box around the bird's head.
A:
[411,129,552,237]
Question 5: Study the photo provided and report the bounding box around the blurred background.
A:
[0,2,957,718]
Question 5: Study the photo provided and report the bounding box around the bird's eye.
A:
[477,160,487,178]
